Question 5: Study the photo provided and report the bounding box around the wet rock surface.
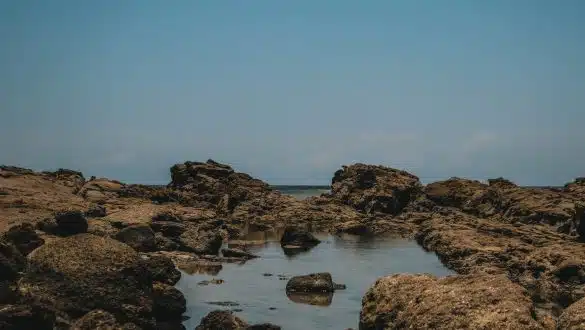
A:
[286,273,341,293]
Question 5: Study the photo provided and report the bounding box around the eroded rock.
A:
[142,254,181,286]
[286,273,342,293]
[152,282,186,321]
[114,224,156,252]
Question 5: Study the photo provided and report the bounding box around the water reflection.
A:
[286,292,333,306]
[176,260,223,276]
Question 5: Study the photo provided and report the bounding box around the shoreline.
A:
[1,160,585,329]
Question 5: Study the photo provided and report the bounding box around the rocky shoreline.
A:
[1,160,585,329]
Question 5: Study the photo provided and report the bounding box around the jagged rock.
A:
[286,273,343,293]
[2,223,44,255]
[221,248,258,259]
[54,210,88,235]
[19,234,155,328]
[330,164,421,214]
[85,204,107,218]
[114,224,156,252]
[0,304,56,330]
[360,274,542,330]
[152,282,186,321]
[487,177,517,189]
[71,310,140,330]
[195,310,248,330]
[178,229,223,255]
[142,254,181,286]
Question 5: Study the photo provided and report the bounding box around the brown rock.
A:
[71,309,140,330]
[54,210,89,235]
[2,223,44,255]
[0,304,56,330]
[195,310,248,330]
[330,163,421,214]
[85,204,107,218]
[19,234,154,328]
[558,297,585,330]
[221,248,258,259]
[152,282,186,321]
[142,254,181,286]
[114,224,156,252]
[360,274,543,330]
[0,239,26,282]
[286,273,340,293]
[178,229,223,255]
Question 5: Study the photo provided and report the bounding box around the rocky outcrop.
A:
[178,229,223,255]
[2,223,44,255]
[360,274,543,330]
[330,164,421,215]
[71,310,139,330]
[19,234,155,328]
[195,310,280,330]
[169,159,273,213]
[114,224,157,252]
[286,273,344,293]
[142,254,181,286]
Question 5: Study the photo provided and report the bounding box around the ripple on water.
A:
[177,234,454,330]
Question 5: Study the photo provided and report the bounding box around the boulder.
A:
[114,224,156,252]
[286,273,343,293]
[142,254,181,286]
[330,164,421,214]
[152,282,186,321]
[54,210,88,235]
[85,204,107,218]
[19,234,154,328]
[280,227,320,249]
[178,229,223,255]
[221,248,258,259]
[558,297,585,330]
[150,221,186,238]
[71,310,140,330]
[0,304,56,330]
[154,233,180,251]
[2,223,44,255]
[359,274,542,330]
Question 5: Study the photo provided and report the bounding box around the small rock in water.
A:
[286,272,345,293]
[221,248,258,259]
[198,278,224,286]
[263,273,273,277]
[269,307,277,310]
[205,301,240,307]
[231,308,243,312]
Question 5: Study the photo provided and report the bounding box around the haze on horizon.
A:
[1,1,584,186]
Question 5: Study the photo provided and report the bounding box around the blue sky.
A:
[1,1,584,185]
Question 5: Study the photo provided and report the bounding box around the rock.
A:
[330,163,421,214]
[333,220,370,236]
[152,211,183,223]
[78,178,124,203]
[19,234,154,328]
[152,282,186,321]
[286,273,342,293]
[0,304,56,330]
[359,274,543,330]
[221,248,258,259]
[150,221,186,238]
[54,210,89,235]
[194,310,248,330]
[154,232,180,251]
[0,239,26,282]
[85,204,107,218]
[142,254,181,286]
[280,226,320,250]
[575,202,585,240]
[487,177,517,189]
[114,224,156,252]
[178,229,223,255]
[558,297,585,329]
[71,310,140,330]
[2,223,44,255]
[247,324,281,330]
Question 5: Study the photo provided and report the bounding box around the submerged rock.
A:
[221,248,258,259]
[286,273,344,293]
[359,273,542,330]
[19,234,155,328]
[195,310,280,330]
[280,226,320,251]
[2,223,44,255]
[114,224,156,252]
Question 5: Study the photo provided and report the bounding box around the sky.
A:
[1,1,584,185]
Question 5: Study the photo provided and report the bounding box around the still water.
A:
[177,234,454,329]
